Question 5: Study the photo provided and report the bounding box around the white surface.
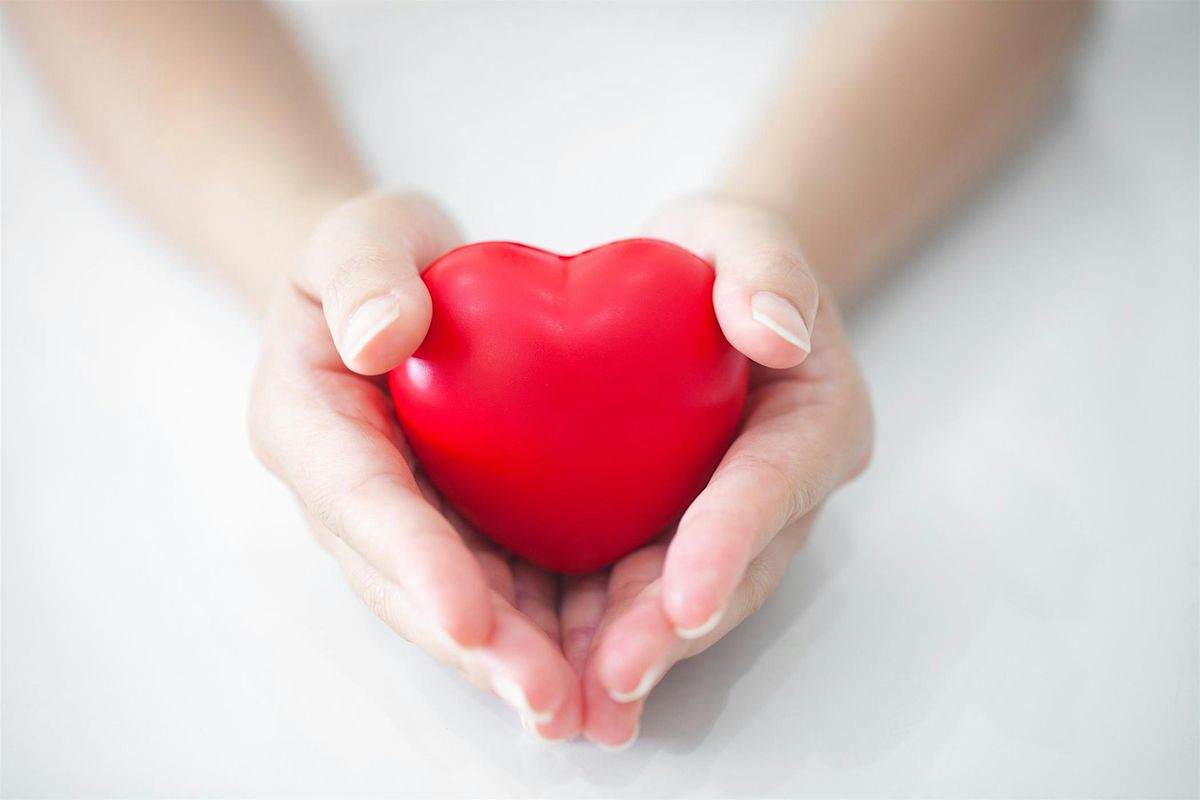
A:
[2,2,1198,797]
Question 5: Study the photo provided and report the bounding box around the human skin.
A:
[9,0,1091,747]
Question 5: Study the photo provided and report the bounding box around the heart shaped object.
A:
[388,239,748,574]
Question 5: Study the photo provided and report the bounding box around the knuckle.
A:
[735,556,779,622]
[305,487,344,541]
[750,246,806,281]
[322,471,420,579]
[744,242,820,298]
[324,246,392,311]
[791,474,824,522]
[357,571,396,624]
[742,247,820,315]
[794,266,821,306]
[308,473,376,548]
[724,450,819,525]
[746,558,776,611]
[285,489,348,561]
[306,515,339,554]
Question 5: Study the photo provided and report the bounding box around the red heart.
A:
[388,239,748,574]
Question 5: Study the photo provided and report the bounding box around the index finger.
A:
[250,281,494,648]
[661,318,872,637]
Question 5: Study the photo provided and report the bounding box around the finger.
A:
[328,530,468,664]
[559,573,608,677]
[586,521,810,746]
[660,383,843,637]
[330,535,580,742]
[444,503,516,606]
[644,199,819,369]
[580,547,666,751]
[583,658,644,751]
[663,294,872,638]
[327,470,497,648]
[512,562,561,646]
[591,545,670,700]
[480,595,581,743]
[300,192,462,375]
[595,582,675,705]
[250,285,493,648]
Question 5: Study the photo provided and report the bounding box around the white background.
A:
[3,2,1197,797]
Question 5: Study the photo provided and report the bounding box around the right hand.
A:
[248,191,581,741]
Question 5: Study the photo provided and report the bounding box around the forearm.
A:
[723,0,1092,303]
[8,0,368,309]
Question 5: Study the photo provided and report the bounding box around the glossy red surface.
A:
[389,239,748,573]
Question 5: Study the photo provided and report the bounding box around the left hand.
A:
[249,192,583,741]
[562,198,875,749]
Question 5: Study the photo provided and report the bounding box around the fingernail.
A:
[431,623,481,662]
[607,665,664,704]
[493,674,554,726]
[597,722,640,753]
[520,712,569,744]
[750,291,811,353]
[344,291,402,362]
[675,607,724,640]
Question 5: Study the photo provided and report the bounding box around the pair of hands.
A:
[248,192,873,748]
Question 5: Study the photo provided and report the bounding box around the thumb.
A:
[301,192,462,375]
[645,199,819,370]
